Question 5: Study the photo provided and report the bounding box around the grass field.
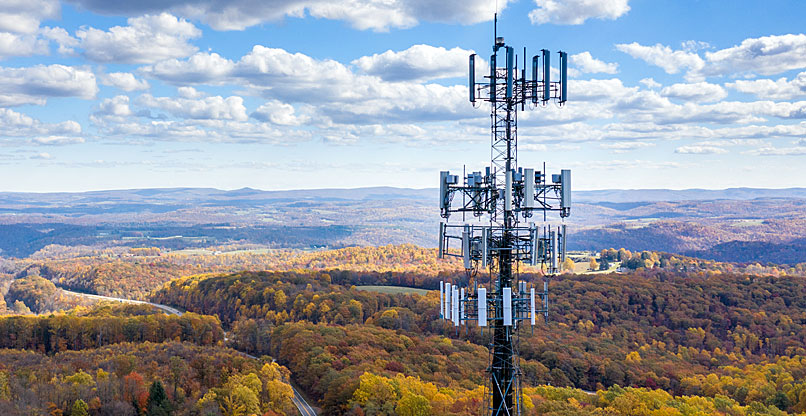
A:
[356,285,430,296]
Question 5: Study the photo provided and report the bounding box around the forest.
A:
[149,266,806,415]
[0,303,296,415]
[5,244,806,414]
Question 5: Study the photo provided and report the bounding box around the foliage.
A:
[0,312,223,353]
[0,341,296,415]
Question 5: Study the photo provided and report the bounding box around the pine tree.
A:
[146,380,171,416]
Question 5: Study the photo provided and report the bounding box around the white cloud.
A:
[529,0,629,25]
[744,146,806,156]
[67,0,506,32]
[77,13,200,64]
[32,136,85,145]
[639,78,660,89]
[94,95,134,123]
[616,42,704,75]
[619,34,806,81]
[726,72,806,100]
[0,32,49,59]
[702,34,806,77]
[675,145,728,154]
[137,93,248,121]
[660,82,727,103]
[39,26,78,54]
[177,86,206,99]
[144,45,476,124]
[0,64,97,106]
[141,52,235,84]
[0,108,81,140]
[0,0,59,34]
[569,51,618,74]
[352,44,477,82]
[30,152,52,159]
[100,72,150,91]
[251,100,310,126]
[599,141,655,152]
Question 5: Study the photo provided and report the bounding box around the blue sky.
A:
[2,0,806,192]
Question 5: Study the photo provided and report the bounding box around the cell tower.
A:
[437,15,571,416]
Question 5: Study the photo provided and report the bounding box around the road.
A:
[61,288,318,416]
[61,289,183,316]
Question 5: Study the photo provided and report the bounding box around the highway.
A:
[60,288,319,416]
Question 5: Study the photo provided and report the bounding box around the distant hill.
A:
[2,186,806,264]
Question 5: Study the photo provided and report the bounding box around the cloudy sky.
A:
[1,0,806,192]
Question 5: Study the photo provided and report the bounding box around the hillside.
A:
[2,186,806,264]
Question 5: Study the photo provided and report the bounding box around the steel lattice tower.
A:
[437,15,571,416]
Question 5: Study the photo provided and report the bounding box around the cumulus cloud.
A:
[251,100,310,126]
[529,0,630,25]
[137,93,248,121]
[77,13,200,64]
[141,52,235,84]
[726,72,806,100]
[100,72,150,91]
[93,95,134,124]
[32,136,85,145]
[675,145,728,154]
[143,45,476,124]
[0,108,82,140]
[352,44,477,82]
[618,34,806,81]
[67,0,506,32]
[0,64,97,106]
[660,82,727,103]
[639,78,660,89]
[0,0,59,34]
[744,145,806,156]
[702,34,806,77]
[0,32,49,59]
[569,51,618,74]
[616,42,704,75]
[599,141,655,152]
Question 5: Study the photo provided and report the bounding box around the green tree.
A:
[147,380,172,416]
[71,399,89,416]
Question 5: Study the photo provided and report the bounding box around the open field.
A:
[356,285,430,296]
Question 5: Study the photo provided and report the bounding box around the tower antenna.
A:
[437,15,570,416]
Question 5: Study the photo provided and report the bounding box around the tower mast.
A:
[438,15,571,416]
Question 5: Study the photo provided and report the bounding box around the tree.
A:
[71,399,89,416]
[396,392,431,416]
[589,258,599,271]
[561,258,575,272]
[146,380,171,416]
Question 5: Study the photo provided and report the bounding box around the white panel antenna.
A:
[478,287,487,327]
[530,287,536,325]
[445,283,451,320]
[462,226,471,269]
[452,287,459,326]
[439,280,445,318]
[524,168,535,208]
[503,287,512,326]
[550,231,558,272]
[505,170,512,212]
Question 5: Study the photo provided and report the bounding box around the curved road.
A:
[61,288,318,416]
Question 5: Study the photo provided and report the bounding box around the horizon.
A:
[3,184,806,195]
[2,1,806,192]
